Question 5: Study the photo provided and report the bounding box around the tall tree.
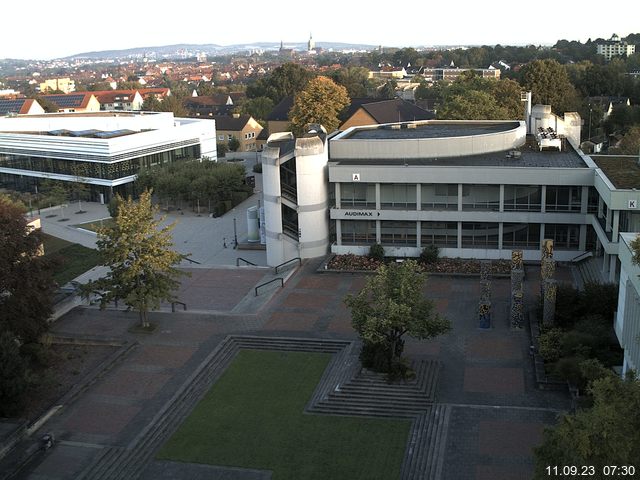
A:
[534,373,640,478]
[331,66,374,98]
[289,76,350,135]
[82,190,188,328]
[0,195,54,344]
[520,59,579,113]
[246,63,314,104]
[242,96,274,122]
[344,260,451,372]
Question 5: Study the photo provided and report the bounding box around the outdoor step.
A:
[310,404,421,419]
[77,446,126,480]
[321,398,429,412]
[330,389,433,403]
[401,412,428,480]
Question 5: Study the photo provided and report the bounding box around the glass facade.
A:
[544,223,580,249]
[461,185,500,211]
[421,184,458,210]
[380,184,416,209]
[461,222,500,248]
[502,223,541,248]
[341,220,376,245]
[545,186,581,212]
[380,221,416,245]
[421,222,458,247]
[504,185,541,212]
[0,145,200,181]
[340,183,376,208]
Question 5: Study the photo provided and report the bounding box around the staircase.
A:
[575,256,606,289]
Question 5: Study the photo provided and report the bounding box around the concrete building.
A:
[0,111,217,202]
[93,90,145,111]
[214,114,263,152]
[597,34,636,61]
[615,233,640,377]
[39,77,76,94]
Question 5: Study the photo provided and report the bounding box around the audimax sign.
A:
[343,211,381,217]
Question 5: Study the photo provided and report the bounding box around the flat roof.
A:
[331,136,588,169]
[343,121,520,140]
[592,155,640,189]
[17,111,158,118]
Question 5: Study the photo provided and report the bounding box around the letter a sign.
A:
[352,173,361,182]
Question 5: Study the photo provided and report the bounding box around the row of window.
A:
[339,220,586,250]
[338,183,597,213]
[0,145,200,181]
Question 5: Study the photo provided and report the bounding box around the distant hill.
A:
[66,42,377,60]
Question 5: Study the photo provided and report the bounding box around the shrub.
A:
[420,245,439,264]
[553,356,586,389]
[252,163,263,173]
[0,331,30,417]
[538,328,563,362]
[369,243,385,262]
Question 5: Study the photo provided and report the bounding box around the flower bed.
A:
[326,254,511,275]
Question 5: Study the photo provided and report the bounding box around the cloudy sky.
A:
[3,0,639,59]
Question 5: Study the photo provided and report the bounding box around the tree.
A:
[141,94,162,112]
[611,126,640,155]
[157,95,188,117]
[228,136,241,152]
[0,330,30,417]
[35,96,60,113]
[330,67,373,98]
[520,59,580,114]
[289,76,350,135]
[246,63,314,104]
[377,79,397,99]
[242,96,274,122]
[82,190,188,328]
[216,141,228,158]
[344,260,451,373]
[0,195,54,344]
[534,373,640,478]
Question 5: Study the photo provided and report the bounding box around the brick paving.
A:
[7,262,575,480]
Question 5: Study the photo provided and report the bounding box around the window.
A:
[341,220,376,245]
[218,135,224,140]
[340,183,375,208]
[227,134,233,141]
[461,185,500,211]
[421,222,458,247]
[380,184,416,209]
[422,184,457,210]
[504,186,541,212]
[461,223,499,248]
[544,224,580,249]
[502,223,540,249]
[545,186,581,212]
[381,221,416,245]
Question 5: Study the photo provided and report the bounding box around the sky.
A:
[3,0,639,60]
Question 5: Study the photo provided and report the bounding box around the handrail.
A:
[171,301,187,312]
[274,257,301,274]
[570,251,593,263]
[183,256,201,265]
[236,257,257,266]
[255,278,284,296]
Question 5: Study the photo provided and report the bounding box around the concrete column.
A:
[499,184,505,213]
[416,184,421,211]
[416,221,422,248]
[336,219,342,246]
[602,253,609,273]
[598,196,604,218]
[605,207,612,233]
[375,183,381,210]
[581,186,589,214]
[458,184,463,211]
[579,224,587,251]
[335,182,341,209]
[539,223,546,249]
[498,222,504,250]
[376,220,381,243]
[540,185,546,213]
[457,221,462,249]
[613,210,620,240]
[609,254,617,283]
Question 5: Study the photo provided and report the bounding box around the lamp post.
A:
[589,108,593,140]
[233,217,238,249]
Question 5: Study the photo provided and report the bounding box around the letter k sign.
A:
[352,173,360,182]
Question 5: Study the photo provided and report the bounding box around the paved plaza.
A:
[0,255,574,480]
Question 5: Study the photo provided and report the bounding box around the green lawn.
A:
[158,350,411,480]
[42,234,101,285]
[75,218,114,233]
